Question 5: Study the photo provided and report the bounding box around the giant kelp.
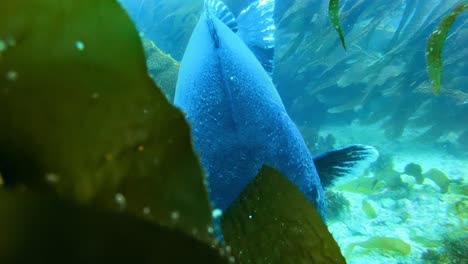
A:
[426,2,468,95]
[0,0,344,262]
[120,0,467,143]
[119,0,202,60]
[329,0,347,50]
[0,190,226,263]
[222,166,346,264]
[274,0,468,143]
[0,0,214,244]
[142,38,179,102]
[0,0,221,243]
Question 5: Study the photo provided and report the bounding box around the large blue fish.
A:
[175,0,377,221]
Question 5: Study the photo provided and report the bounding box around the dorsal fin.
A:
[237,0,276,76]
[205,0,238,33]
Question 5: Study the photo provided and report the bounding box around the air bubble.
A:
[0,41,6,52]
[171,210,180,222]
[115,193,127,210]
[143,206,151,216]
[75,41,85,51]
[6,70,18,81]
[45,173,60,184]
[212,208,223,218]
[248,214,253,219]
[225,245,232,254]
[207,226,214,234]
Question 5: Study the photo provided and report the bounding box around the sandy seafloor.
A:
[314,121,467,264]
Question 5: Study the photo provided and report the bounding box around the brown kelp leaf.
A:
[0,190,227,264]
[222,166,346,264]
[329,0,347,50]
[142,38,180,102]
[0,0,212,242]
[426,2,468,95]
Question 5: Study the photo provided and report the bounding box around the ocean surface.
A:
[120,0,467,263]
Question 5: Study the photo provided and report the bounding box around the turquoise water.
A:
[120,0,467,263]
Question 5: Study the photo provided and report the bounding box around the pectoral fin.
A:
[314,145,379,188]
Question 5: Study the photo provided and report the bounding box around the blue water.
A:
[120,0,468,263]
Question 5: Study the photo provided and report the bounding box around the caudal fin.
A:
[313,145,379,188]
[237,0,276,76]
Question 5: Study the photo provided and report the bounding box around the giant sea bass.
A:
[174,0,378,237]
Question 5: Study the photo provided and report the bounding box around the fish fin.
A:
[237,0,276,76]
[205,0,238,32]
[313,145,379,188]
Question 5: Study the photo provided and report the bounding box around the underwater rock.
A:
[423,168,450,193]
[448,181,468,195]
[379,198,396,209]
[421,233,468,264]
[421,249,445,264]
[325,190,350,221]
[371,154,406,190]
[402,163,452,193]
[142,38,180,102]
[404,162,424,184]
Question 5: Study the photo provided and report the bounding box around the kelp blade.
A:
[329,0,347,50]
[0,190,227,264]
[0,0,213,242]
[426,2,468,95]
[222,166,346,264]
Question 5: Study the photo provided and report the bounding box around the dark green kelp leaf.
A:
[0,190,227,264]
[426,2,468,95]
[222,166,346,264]
[0,0,213,242]
[329,0,347,50]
